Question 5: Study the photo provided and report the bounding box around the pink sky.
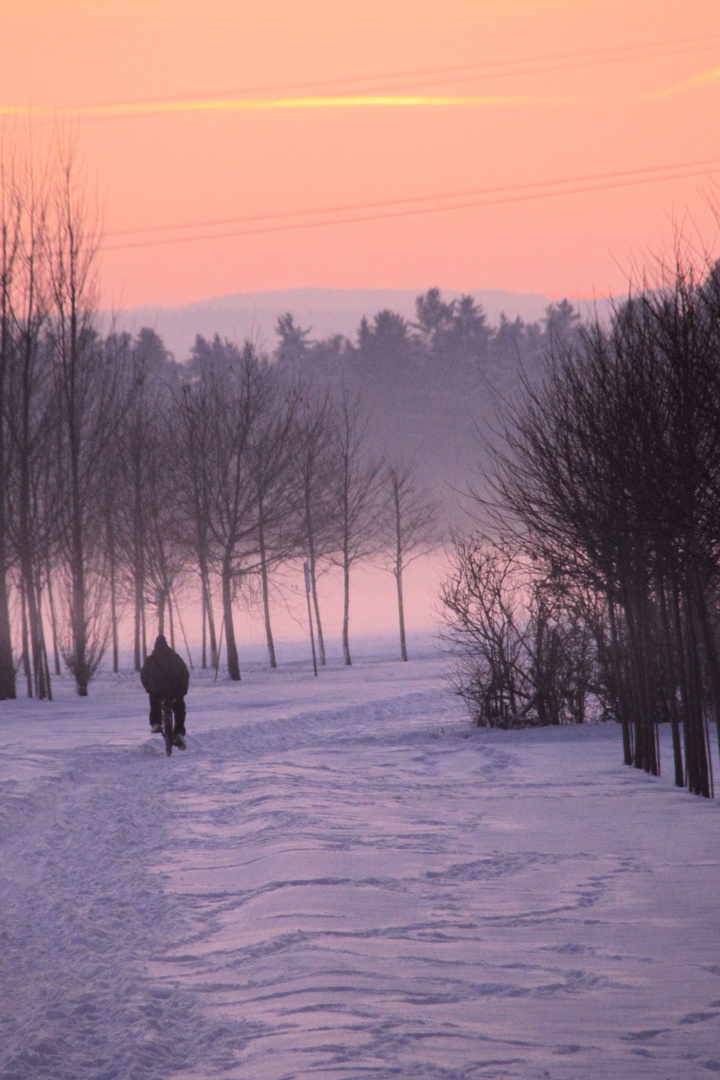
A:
[3,0,720,309]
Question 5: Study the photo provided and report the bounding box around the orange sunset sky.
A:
[2,0,720,311]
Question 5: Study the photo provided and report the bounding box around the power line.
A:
[367,41,720,94]
[147,35,720,102]
[108,158,720,239]
[10,34,720,124]
[103,158,720,252]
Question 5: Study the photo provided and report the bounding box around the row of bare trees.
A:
[0,145,128,699]
[166,339,441,680]
[442,249,720,796]
[0,153,441,702]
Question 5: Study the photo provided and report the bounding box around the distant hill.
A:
[109,287,553,361]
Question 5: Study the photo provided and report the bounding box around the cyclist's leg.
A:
[171,696,186,735]
[148,693,163,728]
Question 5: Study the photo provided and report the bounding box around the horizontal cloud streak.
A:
[0,93,578,121]
[645,65,720,101]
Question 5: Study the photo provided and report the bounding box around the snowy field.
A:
[1,642,720,1080]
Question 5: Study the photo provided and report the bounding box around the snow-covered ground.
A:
[1,642,720,1080]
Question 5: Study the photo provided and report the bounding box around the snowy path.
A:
[1,649,720,1079]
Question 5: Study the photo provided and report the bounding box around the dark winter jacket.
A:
[140,636,189,699]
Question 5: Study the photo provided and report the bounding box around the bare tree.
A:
[175,380,218,670]
[143,422,189,647]
[116,333,155,670]
[246,376,301,668]
[48,154,130,694]
[5,152,55,699]
[329,389,385,665]
[380,459,442,661]
[486,250,720,794]
[0,146,20,698]
[178,342,264,680]
[291,386,338,666]
[97,332,134,673]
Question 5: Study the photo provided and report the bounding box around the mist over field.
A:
[110,285,578,537]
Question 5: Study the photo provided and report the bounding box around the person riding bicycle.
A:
[140,634,190,750]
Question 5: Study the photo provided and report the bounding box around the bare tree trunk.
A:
[257,500,277,668]
[201,583,207,669]
[36,580,52,701]
[57,235,90,696]
[45,565,62,677]
[657,576,684,788]
[133,499,144,671]
[0,458,14,697]
[203,587,210,668]
[171,584,194,670]
[684,583,710,797]
[689,561,720,766]
[383,461,440,665]
[204,571,217,668]
[395,569,408,662]
[22,562,46,698]
[393,485,408,661]
[303,483,326,665]
[109,562,119,674]
[18,414,47,702]
[157,589,166,638]
[17,307,47,699]
[19,575,31,697]
[671,578,709,796]
[331,392,384,670]
[199,558,217,670]
[70,467,89,696]
[0,167,16,700]
[0,546,15,698]
[222,555,241,680]
[104,502,120,673]
[342,547,352,666]
[622,577,656,774]
[606,594,632,766]
[311,568,327,666]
